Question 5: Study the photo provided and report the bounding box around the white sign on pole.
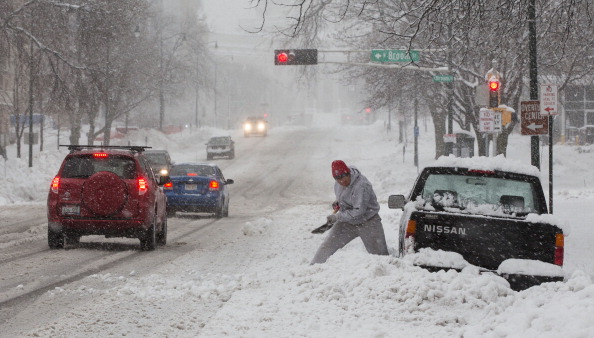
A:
[492,111,502,133]
[540,84,558,116]
[479,108,494,133]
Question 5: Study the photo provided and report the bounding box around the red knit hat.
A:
[331,160,349,177]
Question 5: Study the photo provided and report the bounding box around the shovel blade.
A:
[312,222,333,234]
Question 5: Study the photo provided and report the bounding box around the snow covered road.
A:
[0,122,593,337]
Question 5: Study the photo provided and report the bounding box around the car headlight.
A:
[244,123,252,131]
[257,122,266,131]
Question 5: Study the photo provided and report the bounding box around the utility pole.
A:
[528,0,540,169]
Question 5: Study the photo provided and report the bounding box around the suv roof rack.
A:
[60,145,152,153]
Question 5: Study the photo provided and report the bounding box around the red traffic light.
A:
[274,49,318,65]
[489,80,500,91]
[277,52,289,63]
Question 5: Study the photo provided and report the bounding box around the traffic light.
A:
[274,49,318,65]
[488,79,501,108]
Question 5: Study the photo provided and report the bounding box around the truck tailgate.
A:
[410,211,562,270]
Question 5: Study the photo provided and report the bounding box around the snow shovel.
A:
[311,209,338,234]
[311,221,333,234]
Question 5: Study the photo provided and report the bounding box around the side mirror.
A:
[226,179,234,185]
[158,175,171,186]
[388,195,406,209]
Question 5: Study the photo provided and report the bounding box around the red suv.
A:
[47,145,170,251]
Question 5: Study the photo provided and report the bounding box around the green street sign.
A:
[371,49,420,63]
[433,74,454,82]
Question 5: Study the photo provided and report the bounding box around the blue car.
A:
[164,163,234,218]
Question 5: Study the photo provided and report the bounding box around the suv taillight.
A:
[51,176,60,193]
[209,180,219,191]
[554,233,564,266]
[138,178,148,195]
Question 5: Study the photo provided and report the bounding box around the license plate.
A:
[185,184,198,190]
[62,205,80,215]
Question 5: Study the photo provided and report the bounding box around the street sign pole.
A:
[548,105,554,215]
[540,84,558,214]
[414,98,419,170]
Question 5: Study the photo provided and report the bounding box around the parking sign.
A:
[540,84,558,116]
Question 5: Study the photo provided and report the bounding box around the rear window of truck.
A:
[421,173,541,214]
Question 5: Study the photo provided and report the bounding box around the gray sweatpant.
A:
[310,214,389,265]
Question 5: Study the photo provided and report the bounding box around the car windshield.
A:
[420,173,540,214]
[170,165,215,177]
[61,155,136,179]
[144,153,169,166]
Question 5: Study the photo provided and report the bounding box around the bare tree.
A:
[250,0,594,157]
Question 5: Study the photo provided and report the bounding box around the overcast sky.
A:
[201,0,266,35]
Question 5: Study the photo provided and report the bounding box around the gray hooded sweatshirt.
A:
[334,166,380,225]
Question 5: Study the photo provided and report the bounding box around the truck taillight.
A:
[209,180,219,191]
[405,220,417,238]
[51,176,60,193]
[554,233,564,266]
[138,178,148,195]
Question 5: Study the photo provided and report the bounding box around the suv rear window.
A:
[61,155,137,179]
[170,165,215,177]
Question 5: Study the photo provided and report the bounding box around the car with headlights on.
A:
[243,116,268,137]
[47,145,170,251]
[144,149,172,177]
[206,136,235,160]
[164,162,234,218]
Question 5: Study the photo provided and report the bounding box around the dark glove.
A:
[332,201,340,212]
[327,214,338,224]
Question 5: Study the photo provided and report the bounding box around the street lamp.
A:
[214,43,218,128]
[158,32,186,131]
[208,41,237,130]
[125,25,141,134]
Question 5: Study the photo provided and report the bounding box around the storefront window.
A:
[566,85,584,102]
[585,85,594,101]
[566,111,584,128]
